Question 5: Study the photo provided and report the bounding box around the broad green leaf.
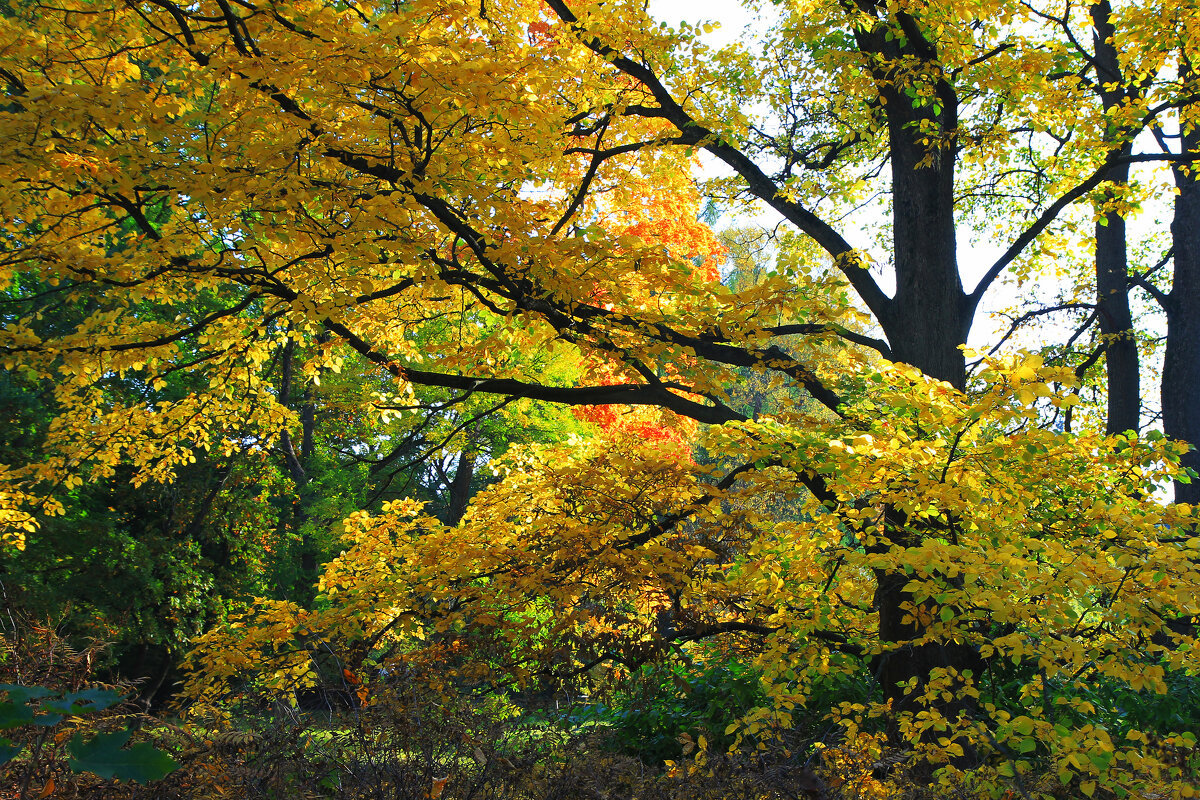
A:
[67,731,179,783]
[0,739,22,765]
[42,688,124,716]
[0,699,34,730]
[0,685,50,704]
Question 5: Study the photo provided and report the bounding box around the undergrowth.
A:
[1,615,1198,800]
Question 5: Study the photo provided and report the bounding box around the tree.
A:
[1084,0,1144,436]
[1017,0,1200,501]
[1142,51,1200,506]
[0,270,292,702]
[534,0,1196,766]
[3,0,1200,794]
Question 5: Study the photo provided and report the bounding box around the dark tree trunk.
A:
[1092,0,1140,436]
[851,10,976,764]
[446,448,477,526]
[278,336,319,593]
[882,101,967,390]
[1096,192,1139,435]
[853,8,968,391]
[1164,99,1200,503]
[874,122,977,756]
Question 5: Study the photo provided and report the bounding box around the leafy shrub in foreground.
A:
[0,616,179,798]
[0,684,177,783]
[569,657,768,762]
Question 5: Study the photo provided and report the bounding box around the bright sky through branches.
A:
[647,0,1168,360]
[648,0,757,46]
[646,0,1013,334]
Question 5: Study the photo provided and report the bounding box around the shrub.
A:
[568,657,767,763]
[0,615,177,798]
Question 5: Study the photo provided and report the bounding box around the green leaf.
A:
[0,685,50,727]
[0,685,50,704]
[0,698,34,730]
[43,688,123,717]
[0,739,22,765]
[32,711,64,727]
[67,731,179,783]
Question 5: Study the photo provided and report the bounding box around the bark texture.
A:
[1092,0,1141,436]
[1165,112,1200,503]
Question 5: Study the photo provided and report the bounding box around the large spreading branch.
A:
[120,0,858,420]
[319,317,744,424]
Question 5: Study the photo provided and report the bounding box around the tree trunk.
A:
[446,448,477,526]
[1096,193,1139,435]
[883,107,968,390]
[298,384,318,578]
[278,336,319,596]
[1164,94,1200,503]
[1092,0,1140,436]
[853,15,976,763]
[875,124,977,758]
[856,13,968,391]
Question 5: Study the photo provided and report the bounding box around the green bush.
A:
[0,684,178,786]
[573,658,767,762]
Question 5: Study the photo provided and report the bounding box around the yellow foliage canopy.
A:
[2,0,1200,795]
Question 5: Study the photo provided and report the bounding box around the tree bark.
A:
[852,9,969,391]
[446,447,477,527]
[278,336,319,595]
[882,98,967,390]
[850,9,977,765]
[1164,80,1200,503]
[1092,0,1140,436]
[1096,190,1139,435]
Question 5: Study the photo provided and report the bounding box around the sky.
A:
[648,0,758,46]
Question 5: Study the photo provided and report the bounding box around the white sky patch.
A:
[648,0,781,202]
[648,0,758,46]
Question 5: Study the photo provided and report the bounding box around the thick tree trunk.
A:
[856,25,976,763]
[446,447,477,527]
[876,130,977,761]
[883,112,968,390]
[1164,118,1200,504]
[1092,0,1140,436]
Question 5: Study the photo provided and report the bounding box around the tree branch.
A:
[542,0,894,326]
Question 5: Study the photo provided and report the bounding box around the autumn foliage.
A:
[2,0,1200,797]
